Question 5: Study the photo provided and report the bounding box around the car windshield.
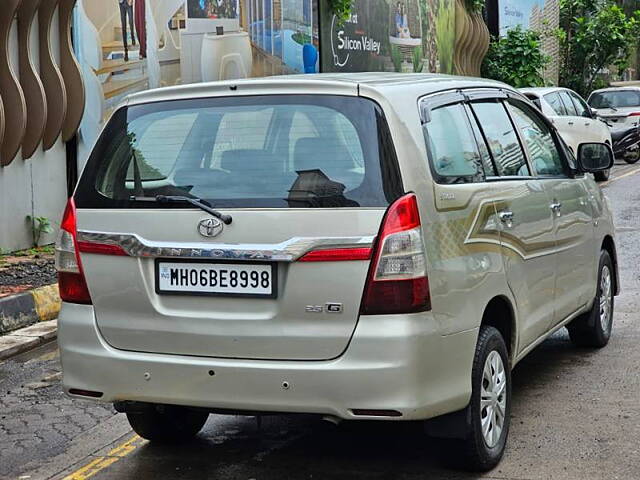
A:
[75,95,402,209]
[589,90,640,109]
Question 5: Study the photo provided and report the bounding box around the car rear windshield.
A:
[75,95,402,209]
[589,90,640,109]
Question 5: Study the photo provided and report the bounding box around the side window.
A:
[544,92,568,116]
[569,91,591,117]
[467,108,498,176]
[470,101,530,177]
[508,102,566,177]
[423,102,486,183]
[559,91,578,116]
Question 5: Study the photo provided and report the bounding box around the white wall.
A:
[83,0,120,43]
[0,14,69,252]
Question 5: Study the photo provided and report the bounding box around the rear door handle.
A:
[567,121,574,126]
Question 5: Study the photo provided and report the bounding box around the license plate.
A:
[155,260,277,298]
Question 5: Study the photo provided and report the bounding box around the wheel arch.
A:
[480,295,517,364]
[601,235,620,295]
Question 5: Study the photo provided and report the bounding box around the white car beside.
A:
[520,87,612,181]
[588,86,640,128]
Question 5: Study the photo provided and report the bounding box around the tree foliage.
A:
[481,26,548,87]
[559,0,640,96]
[328,0,354,25]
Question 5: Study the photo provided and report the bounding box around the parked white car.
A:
[520,87,612,181]
[57,74,618,471]
[588,86,640,128]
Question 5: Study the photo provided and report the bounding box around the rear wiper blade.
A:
[130,195,232,225]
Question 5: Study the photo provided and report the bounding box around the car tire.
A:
[460,325,511,471]
[567,250,614,348]
[126,405,209,442]
[594,169,610,181]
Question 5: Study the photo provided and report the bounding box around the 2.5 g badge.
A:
[305,303,343,314]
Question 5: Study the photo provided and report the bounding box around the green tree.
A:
[481,26,548,87]
[559,0,640,96]
[435,0,455,74]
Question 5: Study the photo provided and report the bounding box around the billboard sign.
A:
[498,0,544,35]
[320,0,455,74]
[186,0,240,33]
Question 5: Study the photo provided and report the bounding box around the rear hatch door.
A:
[74,93,402,360]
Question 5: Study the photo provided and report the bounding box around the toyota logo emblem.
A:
[198,218,224,238]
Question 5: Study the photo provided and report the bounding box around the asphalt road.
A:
[2,161,640,480]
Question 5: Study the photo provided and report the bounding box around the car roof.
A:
[518,87,572,97]
[590,86,640,94]
[124,72,510,107]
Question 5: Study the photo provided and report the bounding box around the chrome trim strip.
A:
[77,230,375,262]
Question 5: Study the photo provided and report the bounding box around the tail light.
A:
[55,198,92,304]
[360,194,431,315]
[629,112,640,117]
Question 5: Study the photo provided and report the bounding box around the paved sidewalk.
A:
[0,342,117,479]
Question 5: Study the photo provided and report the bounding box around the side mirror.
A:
[590,107,599,118]
[577,143,614,172]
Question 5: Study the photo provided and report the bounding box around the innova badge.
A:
[198,218,224,238]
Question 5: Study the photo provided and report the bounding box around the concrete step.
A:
[102,75,148,100]
[95,58,145,76]
[102,40,139,56]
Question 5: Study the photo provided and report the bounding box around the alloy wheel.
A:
[599,265,613,333]
[480,350,507,448]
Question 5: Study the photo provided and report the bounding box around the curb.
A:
[0,284,60,335]
[0,320,57,360]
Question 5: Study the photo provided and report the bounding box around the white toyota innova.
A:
[56,73,618,471]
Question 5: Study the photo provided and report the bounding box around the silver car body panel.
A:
[59,73,618,421]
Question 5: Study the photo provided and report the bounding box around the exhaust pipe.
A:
[322,415,342,426]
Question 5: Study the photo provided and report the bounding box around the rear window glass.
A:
[75,95,402,209]
[589,90,640,108]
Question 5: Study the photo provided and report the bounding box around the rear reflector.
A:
[351,409,403,417]
[58,272,93,305]
[299,247,372,262]
[77,241,128,256]
[68,388,104,398]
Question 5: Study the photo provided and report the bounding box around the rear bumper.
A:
[58,303,477,421]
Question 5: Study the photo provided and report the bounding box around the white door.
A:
[557,90,593,148]
[567,90,611,145]
[544,90,600,153]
